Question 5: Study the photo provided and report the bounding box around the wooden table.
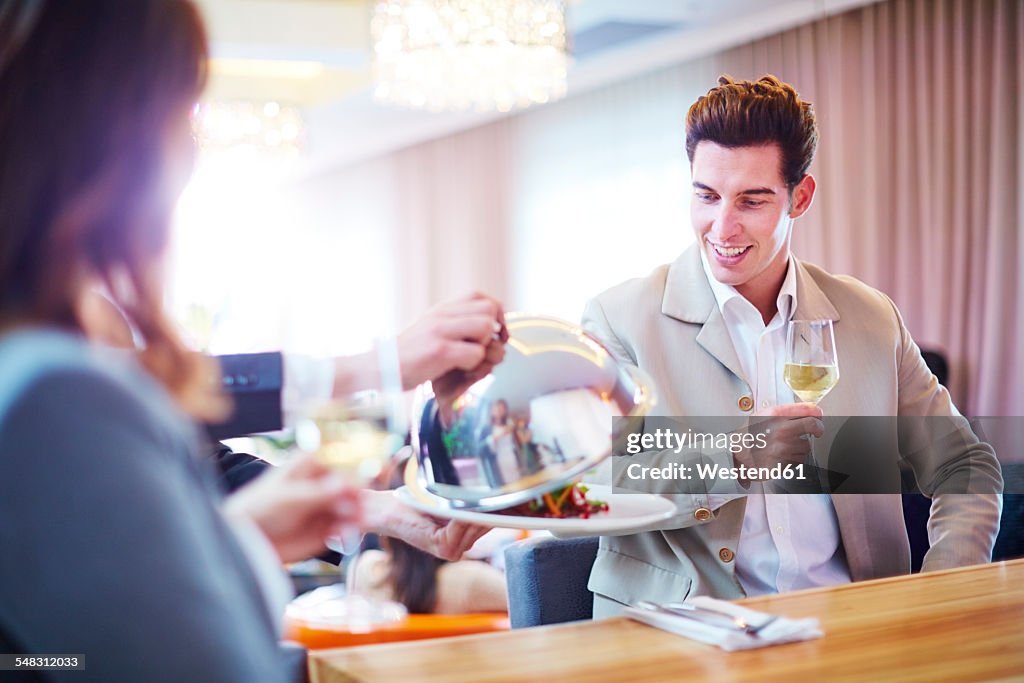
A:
[309,559,1024,682]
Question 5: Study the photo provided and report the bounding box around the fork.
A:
[635,600,779,636]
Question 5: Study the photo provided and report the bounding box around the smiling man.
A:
[581,75,1002,616]
[691,141,813,323]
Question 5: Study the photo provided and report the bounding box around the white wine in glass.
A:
[783,363,839,404]
[296,400,403,483]
[784,319,839,404]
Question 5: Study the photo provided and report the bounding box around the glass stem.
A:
[341,525,362,594]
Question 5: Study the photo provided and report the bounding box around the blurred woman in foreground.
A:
[0,2,501,681]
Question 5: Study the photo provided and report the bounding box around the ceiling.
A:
[194,0,880,176]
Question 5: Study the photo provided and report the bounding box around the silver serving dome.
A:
[410,313,656,511]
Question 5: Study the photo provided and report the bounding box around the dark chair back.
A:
[504,536,599,628]
[902,348,950,571]
[994,463,1024,561]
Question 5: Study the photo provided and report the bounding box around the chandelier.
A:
[371,0,569,113]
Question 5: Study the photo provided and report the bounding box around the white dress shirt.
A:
[281,354,338,427]
[700,251,851,596]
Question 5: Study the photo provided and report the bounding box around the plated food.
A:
[395,475,674,533]
[498,483,609,519]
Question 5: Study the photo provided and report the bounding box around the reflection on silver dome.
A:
[411,314,656,511]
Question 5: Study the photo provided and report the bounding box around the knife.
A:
[634,600,777,635]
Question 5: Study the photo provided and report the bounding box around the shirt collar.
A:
[699,248,799,323]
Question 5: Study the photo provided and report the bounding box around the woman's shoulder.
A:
[349,549,396,602]
[0,326,97,372]
[0,327,197,449]
[436,560,508,614]
[0,327,141,393]
[350,549,391,586]
[355,549,390,572]
[438,559,505,582]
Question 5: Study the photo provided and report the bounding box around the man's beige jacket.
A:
[582,245,1002,616]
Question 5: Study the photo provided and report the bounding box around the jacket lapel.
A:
[695,309,748,383]
[659,247,843,387]
[660,245,746,383]
[792,259,841,322]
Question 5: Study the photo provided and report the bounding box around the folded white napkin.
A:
[624,596,823,651]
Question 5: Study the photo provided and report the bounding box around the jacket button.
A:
[719,548,735,562]
[738,396,754,412]
[694,507,712,522]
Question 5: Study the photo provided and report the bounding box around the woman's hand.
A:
[223,454,361,563]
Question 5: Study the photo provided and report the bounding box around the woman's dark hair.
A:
[382,458,445,613]
[0,0,226,418]
[685,74,818,190]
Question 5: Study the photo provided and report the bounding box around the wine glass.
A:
[291,341,409,631]
[784,319,838,484]
[784,319,839,405]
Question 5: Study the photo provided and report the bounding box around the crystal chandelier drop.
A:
[371,0,569,113]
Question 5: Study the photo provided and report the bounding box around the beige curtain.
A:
[389,121,516,326]
[284,119,516,351]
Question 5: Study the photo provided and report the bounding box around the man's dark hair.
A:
[685,74,818,189]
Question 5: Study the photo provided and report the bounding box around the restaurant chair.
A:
[504,535,599,628]
[994,463,1024,561]
[901,349,951,571]
[901,472,931,572]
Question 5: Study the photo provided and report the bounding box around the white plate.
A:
[394,483,676,534]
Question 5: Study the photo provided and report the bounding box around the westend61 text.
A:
[626,462,807,482]
[625,428,768,455]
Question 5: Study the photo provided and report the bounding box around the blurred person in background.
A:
[480,398,515,486]
[0,1,503,681]
[350,455,508,614]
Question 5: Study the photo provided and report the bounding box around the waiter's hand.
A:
[361,489,491,561]
[396,291,508,391]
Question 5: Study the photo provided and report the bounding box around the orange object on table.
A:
[284,612,510,650]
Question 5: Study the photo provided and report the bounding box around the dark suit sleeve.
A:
[418,398,460,485]
[211,442,271,493]
[210,444,341,565]
[0,370,290,683]
[206,352,284,440]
